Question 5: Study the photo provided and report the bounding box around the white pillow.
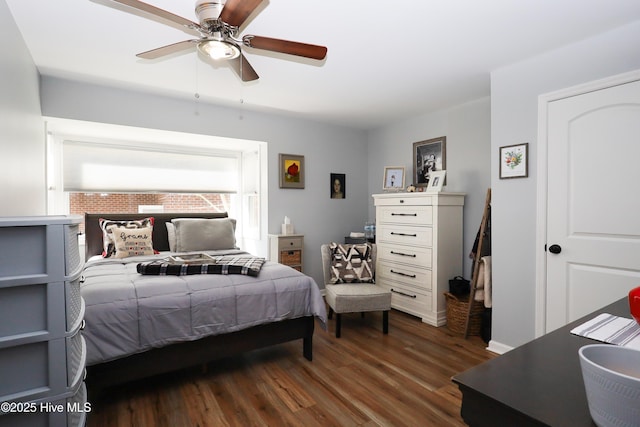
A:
[171,218,237,252]
[108,225,155,258]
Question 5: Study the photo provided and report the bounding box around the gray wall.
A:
[5,0,640,351]
[40,77,369,290]
[490,20,640,349]
[367,97,492,279]
[0,0,46,215]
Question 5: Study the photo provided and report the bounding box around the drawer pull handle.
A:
[390,269,416,278]
[390,250,416,257]
[81,319,86,330]
[391,213,417,216]
[390,232,417,237]
[391,288,417,299]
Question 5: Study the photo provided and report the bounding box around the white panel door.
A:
[546,79,640,332]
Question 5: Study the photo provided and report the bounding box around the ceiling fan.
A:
[100,0,328,81]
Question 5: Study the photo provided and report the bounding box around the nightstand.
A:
[268,234,304,272]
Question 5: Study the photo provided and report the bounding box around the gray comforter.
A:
[81,250,327,365]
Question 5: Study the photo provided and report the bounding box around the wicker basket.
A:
[445,292,484,336]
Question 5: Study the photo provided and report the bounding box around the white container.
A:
[281,224,294,235]
[579,344,640,427]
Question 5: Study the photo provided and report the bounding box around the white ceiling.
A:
[6,0,640,130]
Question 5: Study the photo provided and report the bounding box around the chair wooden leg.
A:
[383,310,389,334]
[328,307,334,320]
[335,313,342,338]
[361,312,365,318]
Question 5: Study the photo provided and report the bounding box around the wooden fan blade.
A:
[219,0,263,27]
[136,40,199,59]
[229,53,259,82]
[110,0,201,31]
[243,36,327,60]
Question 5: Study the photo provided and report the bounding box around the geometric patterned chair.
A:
[321,243,391,338]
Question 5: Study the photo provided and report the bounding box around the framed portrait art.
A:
[330,173,345,199]
[279,153,305,189]
[499,143,528,179]
[413,136,446,187]
[383,166,405,191]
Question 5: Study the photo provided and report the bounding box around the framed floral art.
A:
[499,143,528,179]
[279,153,305,188]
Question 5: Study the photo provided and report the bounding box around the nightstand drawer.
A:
[280,249,302,265]
[378,206,433,225]
[279,236,303,250]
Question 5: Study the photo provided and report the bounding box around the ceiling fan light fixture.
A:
[197,39,240,60]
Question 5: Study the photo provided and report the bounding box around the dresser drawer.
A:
[374,195,434,206]
[377,225,432,247]
[377,260,432,291]
[377,205,433,225]
[65,224,83,277]
[377,243,432,268]
[66,278,85,332]
[67,332,86,387]
[378,281,432,316]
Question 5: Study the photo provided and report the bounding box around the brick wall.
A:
[70,193,230,233]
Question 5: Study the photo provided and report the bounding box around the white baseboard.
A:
[486,340,513,355]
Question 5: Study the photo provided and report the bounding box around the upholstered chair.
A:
[321,243,391,338]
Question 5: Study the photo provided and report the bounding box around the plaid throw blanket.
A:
[137,256,266,277]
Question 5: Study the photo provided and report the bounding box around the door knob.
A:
[548,244,562,254]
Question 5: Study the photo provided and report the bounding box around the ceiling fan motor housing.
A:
[195,0,226,27]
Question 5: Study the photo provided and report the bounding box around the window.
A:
[46,125,266,255]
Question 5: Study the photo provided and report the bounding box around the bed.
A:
[81,212,326,392]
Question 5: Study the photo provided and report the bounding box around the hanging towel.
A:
[474,256,492,308]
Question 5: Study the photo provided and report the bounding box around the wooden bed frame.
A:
[83,212,315,393]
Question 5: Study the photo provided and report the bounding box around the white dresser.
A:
[0,216,88,427]
[373,193,464,326]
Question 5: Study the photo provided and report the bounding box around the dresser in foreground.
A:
[0,216,88,427]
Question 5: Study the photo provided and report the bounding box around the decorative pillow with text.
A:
[108,225,155,259]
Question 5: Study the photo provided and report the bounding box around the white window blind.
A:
[62,140,239,193]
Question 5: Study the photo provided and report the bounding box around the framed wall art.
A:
[413,136,446,187]
[426,170,446,193]
[499,143,528,179]
[330,173,345,199]
[279,153,305,188]
[383,166,405,191]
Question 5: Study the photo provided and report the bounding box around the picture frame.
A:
[279,153,305,189]
[426,170,446,193]
[383,166,405,191]
[413,136,446,187]
[499,143,528,179]
[330,173,345,199]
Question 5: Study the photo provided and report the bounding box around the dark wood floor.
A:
[86,309,495,426]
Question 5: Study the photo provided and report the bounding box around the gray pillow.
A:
[165,222,177,252]
[171,218,237,252]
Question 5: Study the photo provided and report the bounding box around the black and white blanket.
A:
[137,255,266,277]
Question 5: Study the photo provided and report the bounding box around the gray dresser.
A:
[0,216,88,427]
[373,193,465,326]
